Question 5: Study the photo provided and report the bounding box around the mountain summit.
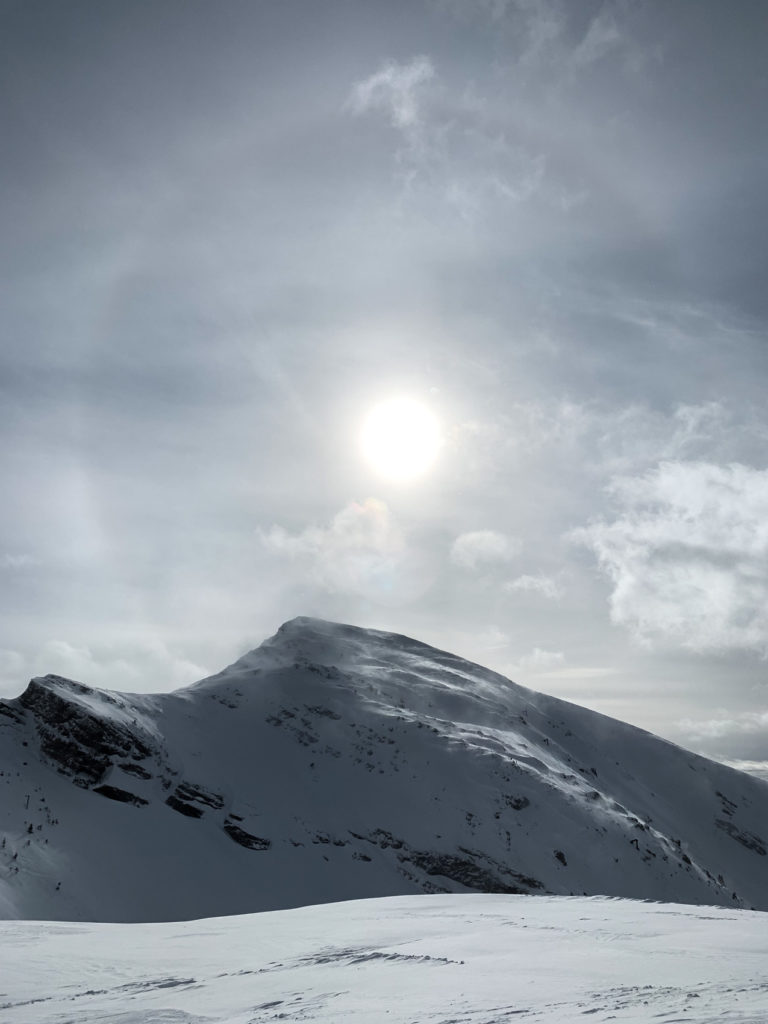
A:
[1,617,766,921]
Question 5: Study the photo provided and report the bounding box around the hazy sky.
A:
[3,0,768,769]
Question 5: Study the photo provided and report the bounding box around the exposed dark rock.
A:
[0,701,24,724]
[716,791,738,818]
[369,829,404,850]
[174,781,224,810]
[223,821,271,850]
[349,827,542,895]
[313,832,348,846]
[118,763,153,780]
[716,819,766,856]
[162,781,224,819]
[305,704,342,720]
[166,794,203,818]
[93,785,148,808]
[504,795,530,811]
[18,677,155,785]
[402,848,540,894]
[554,849,567,866]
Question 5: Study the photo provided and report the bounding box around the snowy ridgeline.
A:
[1,616,768,921]
[2,893,768,1024]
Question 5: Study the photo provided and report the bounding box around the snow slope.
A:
[2,894,767,1023]
[1,617,767,921]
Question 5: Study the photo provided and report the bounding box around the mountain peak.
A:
[268,615,412,653]
[211,616,449,689]
[2,618,768,922]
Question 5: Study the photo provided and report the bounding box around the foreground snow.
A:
[2,894,767,1023]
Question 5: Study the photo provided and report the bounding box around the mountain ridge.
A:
[1,617,767,921]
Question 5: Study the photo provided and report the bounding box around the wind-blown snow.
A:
[1,617,767,921]
[2,894,767,1023]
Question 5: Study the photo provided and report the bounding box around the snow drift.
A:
[3,894,768,1024]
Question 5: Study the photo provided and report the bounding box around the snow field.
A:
[2,893,767,1023]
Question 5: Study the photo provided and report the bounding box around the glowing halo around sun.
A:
[360,397,441,482]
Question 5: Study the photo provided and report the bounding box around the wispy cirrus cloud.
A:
[346,54,546,215]
[570,8,623,68]
[573,461,768,654]
[450,530,521,571]
[436,0,633,73]
[346,56,435,129]
[504,573,564,599]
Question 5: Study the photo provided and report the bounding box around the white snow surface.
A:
[2,893,767,1023]
[1,617,768,921]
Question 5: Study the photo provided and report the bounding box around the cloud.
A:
[0,638,209,695]
[0,553,38,569]
[450,530,521,570]
[346,53,546,216]
[720,760,768,782]
[531,665,615,680]
[488,399,744,474]
[436,0,563,53]
[259,499,432,604]
[436,0,630,73]
[477,625,511,650]
[570,9,622,68]
[436,0,516,21]
[678,709,768,742]
[573,461,768,653]
[346,56,435,129]
[517,647,565,671]
[0,649,26,686]
[504,573,564,599]
[677,711,768,765]
[452,399,748,495]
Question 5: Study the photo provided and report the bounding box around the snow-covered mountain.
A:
[4,894,768,1023]
[1,616,767,921]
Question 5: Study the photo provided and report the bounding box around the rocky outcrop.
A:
[93,785,149,807]
[350,828,543,894]
[18,676,157,787]
[223,821,271,850]
[716,819,767,856]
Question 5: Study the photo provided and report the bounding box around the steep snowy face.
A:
[1,617,767,922]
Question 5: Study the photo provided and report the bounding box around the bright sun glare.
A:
[360,397,441,482]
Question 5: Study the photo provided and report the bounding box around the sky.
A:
[2,0,768,771]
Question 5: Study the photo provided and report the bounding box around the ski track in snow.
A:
[1,894,767,1024]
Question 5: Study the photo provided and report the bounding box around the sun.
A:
[360,397,441,482]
